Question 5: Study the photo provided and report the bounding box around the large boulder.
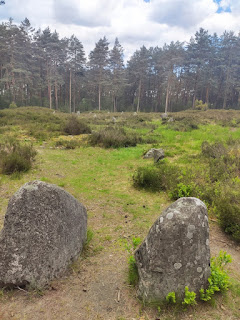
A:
[135,197,210,303]
[0,181,87,288]
[143,148,164,162]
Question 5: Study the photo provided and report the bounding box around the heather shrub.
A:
[133,163,179,192]
[89,126,141,148]
[64,116,91,135]
[214,185,240,241]
[0,138,37,174]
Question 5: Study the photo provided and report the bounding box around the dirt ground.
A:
[0,205,239,320]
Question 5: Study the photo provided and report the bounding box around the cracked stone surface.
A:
[0,181,87,288]
[135,197,210,303]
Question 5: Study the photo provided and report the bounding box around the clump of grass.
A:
[89,126,142,148]
[64,116,91,135]
[128,255,139,286]
[0,138,37,174]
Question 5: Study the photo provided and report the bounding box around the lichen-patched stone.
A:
[135,197,210,303]
[0,181,87,288]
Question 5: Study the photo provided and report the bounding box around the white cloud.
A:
[149,0,218,28]
[0,0,239,61]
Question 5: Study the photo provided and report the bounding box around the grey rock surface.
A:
[160,113,168,119]
[0,181,87,288]
[143,148,164,162]
[135,197,210,303]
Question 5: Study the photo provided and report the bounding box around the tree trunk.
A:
[98,83,101,111]
[47,63,52,109]
[137,79,141,113]
[205,85,209,107]
[165,74,171,114]
[113,95,117,112]
[223,67,231,109]
[55,80,58,110]
[73,72,76,113]
[69,69,72,113]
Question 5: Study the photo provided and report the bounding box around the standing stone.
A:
[0,181,87,288]
[135,197,210,303]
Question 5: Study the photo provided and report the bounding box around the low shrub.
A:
[133,163,179,192]
[169,182,194,200]
[214,185,240,241]
[64,116,91,135]
[9,101,17,109]
[195,99,208,111]
[201,141,227,159]
[200,251,232,301]
[0,138,37,174]
[166,118,199,132]
[89,126,141,148]
[55,139,80,149]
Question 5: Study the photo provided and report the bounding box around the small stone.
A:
[143,148,164,162]
[174,263,182,270]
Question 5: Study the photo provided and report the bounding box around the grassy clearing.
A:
[0,107,240,319]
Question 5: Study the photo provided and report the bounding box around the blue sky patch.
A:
[214,0,232,13]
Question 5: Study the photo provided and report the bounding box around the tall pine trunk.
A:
[55,80,58,110]
[137,79,141,113]
[98,83,101,111]
[69,69,72,113]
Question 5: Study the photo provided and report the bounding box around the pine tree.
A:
[88,36,109,111]
[109,38,126,112]
[67,35,85,113]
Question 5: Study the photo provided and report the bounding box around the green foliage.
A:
[169,182,193,200]
[182,286,197,306]
[128,255,139,286]
[166,292,176,304]
[195,99,208,111]
[64,116,91,135]
[9,101,17,109]
[200,251,232,301]
[132,236,141,249]
[0,138,37,174]
[89,126,141,148]
[133,163,179,192]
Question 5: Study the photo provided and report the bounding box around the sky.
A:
[0,0,239,61]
